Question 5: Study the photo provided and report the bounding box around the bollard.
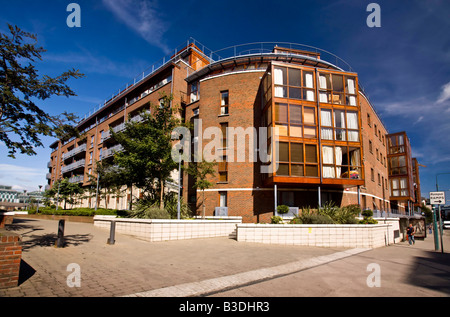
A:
[107,220,116,245]
[56,219,65,248]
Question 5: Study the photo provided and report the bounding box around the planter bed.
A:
[236,222,399,249]
[94,215,242,242]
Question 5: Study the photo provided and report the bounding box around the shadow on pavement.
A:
[18,260,36,286]
[406,250,450,295]
[21,233,93,250]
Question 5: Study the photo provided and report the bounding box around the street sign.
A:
[430,191,446,205]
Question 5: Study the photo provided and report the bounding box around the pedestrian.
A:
[428,224,432,234]
[406,223,415,245]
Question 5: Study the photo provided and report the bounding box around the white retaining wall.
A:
[93,216,241,242]
[236,222,398,248]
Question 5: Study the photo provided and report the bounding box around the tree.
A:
[184,158,217,218]
[112,93,183,209]
[44,178,84,210]
[87,160,125,209]
[0,24,84,158]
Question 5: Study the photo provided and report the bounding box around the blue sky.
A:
[1,0,450,200]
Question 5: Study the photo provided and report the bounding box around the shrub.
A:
[277,205,289,214]
[300,214,334,224]
[334,204,360,224]
[359,208,378,224]
[271,216,284,224]
[289,217,302,224]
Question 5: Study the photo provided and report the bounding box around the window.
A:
[274,66,315,101]
[376,148,379,161]
[220,123,228,148]
[275,142,318,177]
[374,124,378,136]
[321,146,362,179]
[90,137,94,148]
[274,103,316,138]
[89,152,93,164]
[319,73,356,106]
[371,168,374,181]
[389,155,407,175]
[99,148,103,160]
[391,177,408,197]
[378,173,381,185]
[220,91,229,115]
[218,155,228,182]
[319,108,359,142]
[191,82,199,102]
[367,113,371,127]
[219,192,227,207]
[369,140,373,153]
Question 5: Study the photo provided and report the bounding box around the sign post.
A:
[430,191,445,253]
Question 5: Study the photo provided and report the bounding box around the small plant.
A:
[359,209,378,224]
[289,217,302,224]
[271,216,284,224]
[277,205,289,214]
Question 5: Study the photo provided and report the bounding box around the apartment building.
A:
[386,131,419,214]
[46,40,420,221]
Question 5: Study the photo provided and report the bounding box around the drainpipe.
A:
[315,68,322,208]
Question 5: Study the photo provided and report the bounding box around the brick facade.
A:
[0,231,22,289]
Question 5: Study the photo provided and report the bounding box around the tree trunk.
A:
[160,179,164,210]
[202,190,205,219]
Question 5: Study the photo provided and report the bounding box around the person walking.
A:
[406,223,415,245]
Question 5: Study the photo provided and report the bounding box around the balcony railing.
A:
[68,175,84,184]
[47,161,52,168]
[62,144,87,161]
[62,159,86,174]
[46,173,52,180]
[103,145,123,159]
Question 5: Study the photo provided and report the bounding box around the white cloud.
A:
[102,0,170,54]
[437,81,450,104]
[0,164,47,192]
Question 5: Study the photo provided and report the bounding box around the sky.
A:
[0,0,449,200]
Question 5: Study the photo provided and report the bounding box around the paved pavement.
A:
[1,217,449,298]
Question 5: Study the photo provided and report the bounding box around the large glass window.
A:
[274,66,315,101]
[276,142,318,177]
[274,103,317,139]
[319,72,357,106]
[321,145,362,179]
[320,108,359,142]
[391,177,408,197]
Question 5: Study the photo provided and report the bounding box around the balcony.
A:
[47,161,52,168]
[102,122,126,142]
[46,173,52,180]
[103,145,123,159]
[45,184,51,191]
[62,144,87,161]
[68,175,84,184]
[62,159,86,174]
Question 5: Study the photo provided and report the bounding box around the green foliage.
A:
[271,216,284,224]
[300,214,335,224]
[361,209,373,218]
[28,207,118,216]
[359,209,378,224]
[0,24,84,158]
[277,205,289,214]
[289,203,360,224]
[128,201,170,219]
[111,93,184,209]
[44,178,84,209]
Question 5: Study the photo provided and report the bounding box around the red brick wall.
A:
[0,231,22,289]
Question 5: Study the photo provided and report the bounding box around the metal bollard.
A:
[107,220,116,245]
[56,219,65,248]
